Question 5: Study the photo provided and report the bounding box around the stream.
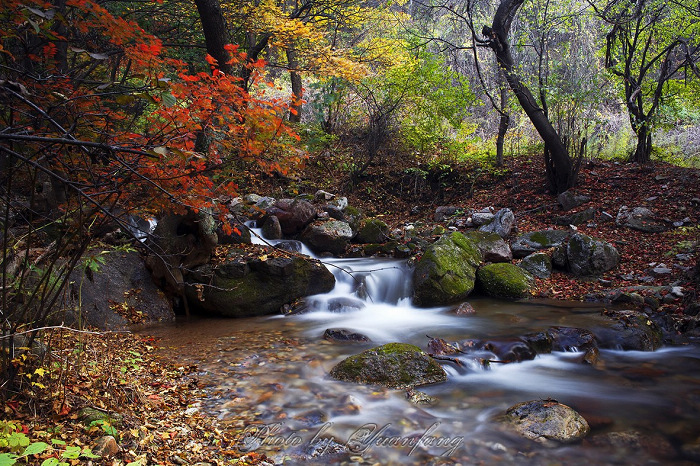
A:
[145,232,700,465]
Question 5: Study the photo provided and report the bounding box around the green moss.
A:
[530,232,550,247]
[477,263,533,299]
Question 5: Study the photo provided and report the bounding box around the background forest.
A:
[1,0,699,462]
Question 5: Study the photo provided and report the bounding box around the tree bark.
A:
[495,77,509,167]
[193,0,233,75]
[286,47,303,123]
[484,0,574,193]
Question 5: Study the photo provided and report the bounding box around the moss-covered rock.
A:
[355,218,390,244]
[477,263,534,299]
[329,343,447,389]
[511,230,570,258]
[185,247,335,317]
[413,232,482,306]
[519,252,553,278]
[464,231,512,262]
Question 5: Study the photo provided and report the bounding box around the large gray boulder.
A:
[301,220,354,255]
[354,218,390,244]
[557,190,591,211]
[266,199,316,235]
[476,263,534,299]
[616,206,667,233]
[479,208,515,238]
[519,252,552,278]
[566,233,620,276]
[464,231,512,263]
[63,250,174,329]
[329,343,447,389]
[511,230,570,258]
[184,248,335,317]
[504,399,590,444]
[413,232,482,306]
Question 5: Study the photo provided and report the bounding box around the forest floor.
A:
[4,153,700,465]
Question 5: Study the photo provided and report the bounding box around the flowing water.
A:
[146,232,700,465]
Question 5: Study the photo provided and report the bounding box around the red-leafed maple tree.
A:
[0,0,303,392]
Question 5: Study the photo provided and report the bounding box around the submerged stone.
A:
[329,342,447,389]
[504,399,590,444]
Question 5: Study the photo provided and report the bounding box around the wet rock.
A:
[520,332,553,354]
[301,220,354,255]
[355,218,390,243]
[406,389,438,406]
[587,430,677,461]
[413,232,482,306]
[519,252,552,279]
[294,409,328,426]
[266,198,316,235]
[594,309,662,351]
[482,340,536,362]
[434,206,461,222]
[616,206,667,233]
[566,233,619,276]
[557,190,591,211]
[504,399,589,444]
[329,342,447,389]
[274,240,303,253]
[464,231,512,263]
[511,230,570,258]
[185,248,335,317]
[546,327,597,352]
[454,302,476,315]
[261,215,282,240]
[324,328,371,343]
[479,208,515,238]
[554,207,596,226]
[327,297,366,313]
[427,337,461,356]
[476,263,534,299]
[332,394,362,415]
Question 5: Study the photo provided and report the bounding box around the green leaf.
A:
[50,439,66,445]
[61,446,81,459]
[161,93,176,108]
[79,448,100,459]
[41,458,59,466]
[0,453,18,466]
[23,442,48,455]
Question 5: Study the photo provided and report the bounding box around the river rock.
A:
[557,190,591,211]
[481,339,536,362]
[519,252,552,278]
[92,436,119,458]
[471,211,495,226]
[504,399,590,444]
[511,230,570,258]
[329,343,447,389]
[566,233,620,276]
[323,328,371,343]
[593,309,662,351]
[616,206,667,233]
[554,207,596,226]
[479,208,515,238]
[266,199,316,235]
[301,220,354,255]
[464,231,512,262]
[64,249,174,329]
[184,248,335,317]
[546,327,597,352]
[261,215,283,240]
[355,218,390,243]
[476,263,533,299]
[413,232,482,306]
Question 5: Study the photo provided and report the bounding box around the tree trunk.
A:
[194,0,233,75]
[495,82,509,167]
[484,0,574,193]
[286,47,303,123]
[630,123,652,163]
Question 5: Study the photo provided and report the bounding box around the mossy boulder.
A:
[519,252,553,278]
[185,247,335,317]
[355,218,390,243]
[329,343,447,389]
[477,263,534,299]
[413,232,482,306]
[566,233,619,276]
[504,399,590,444]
